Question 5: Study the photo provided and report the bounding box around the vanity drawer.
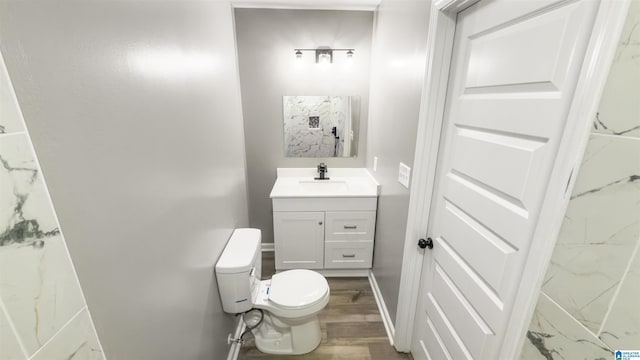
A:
[324,241,373,269]
[325,211,376,241]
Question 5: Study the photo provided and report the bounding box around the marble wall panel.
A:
[542,134,640,332]
[0,134,86,356]
[30,309,103,360]
[593,0,640,138]
[521,293,613,359]
[599,249,640,350]
[0,306,26,360]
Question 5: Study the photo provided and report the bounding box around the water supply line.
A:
[228,308,264,345]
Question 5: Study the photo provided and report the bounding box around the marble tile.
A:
[0,134,58,246]
[593,0,640,138]
[542,134,640,332]
[0,53,26,135]
[0,134,85,355]
[599,247,640,351]
[521,293,613,360]
[31,308,104,360]
[0,305,27,360]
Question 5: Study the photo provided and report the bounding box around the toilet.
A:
[216,228,330,355]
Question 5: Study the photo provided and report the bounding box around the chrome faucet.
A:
[315,163,329,180]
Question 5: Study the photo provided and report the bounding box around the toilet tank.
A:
[216,228,262,314]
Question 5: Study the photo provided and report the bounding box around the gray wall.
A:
[234,9,373,244]
[0,2,249,359]
[366,0,430,324]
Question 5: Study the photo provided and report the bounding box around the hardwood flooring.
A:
[238,252,412,360]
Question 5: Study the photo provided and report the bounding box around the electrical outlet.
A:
[373,156,378,171]
[398,162,411,188]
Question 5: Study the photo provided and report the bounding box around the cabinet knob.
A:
[318,221,323,225]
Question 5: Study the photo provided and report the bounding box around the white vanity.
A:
[270,168,379,277]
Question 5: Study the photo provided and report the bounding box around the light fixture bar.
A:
[294,48,355,51]
[294,48,355,64]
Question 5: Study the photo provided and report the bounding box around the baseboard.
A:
[368,270,395,346]
[226,315,246,360]
[317,269,369,277]
[261,243,274,252]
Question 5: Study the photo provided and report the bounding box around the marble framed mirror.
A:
[282,95,360,157]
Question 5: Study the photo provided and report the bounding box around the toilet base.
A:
[252,312,322,355]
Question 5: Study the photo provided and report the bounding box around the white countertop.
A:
[270,168,380,198]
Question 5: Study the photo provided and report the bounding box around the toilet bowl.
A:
[216,228,330,355]
[251,269,329,354]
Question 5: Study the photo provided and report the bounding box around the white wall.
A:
[0,1,249,359]
[366,0,430,324]
[234,9,373,244]
[521,1,640,357]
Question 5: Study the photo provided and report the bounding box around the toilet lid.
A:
[269,269,328,309]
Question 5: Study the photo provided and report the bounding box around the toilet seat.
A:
[269,269,329,309]
[252,269,330,319]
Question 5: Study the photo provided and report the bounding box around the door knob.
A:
[418,238,433,250]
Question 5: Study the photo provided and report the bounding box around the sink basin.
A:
[298,180,349,193]
[270,168,380,198]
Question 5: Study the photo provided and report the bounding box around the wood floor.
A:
[238,252,412,360]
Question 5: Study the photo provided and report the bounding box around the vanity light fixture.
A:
[294,48,355,64]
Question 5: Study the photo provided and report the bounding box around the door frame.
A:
[394,0,631,358]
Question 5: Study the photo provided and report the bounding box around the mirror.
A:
[283,96,360,157]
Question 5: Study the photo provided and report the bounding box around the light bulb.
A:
[345,50,354,67]
[318,53,331,64]
[315,49,333,65]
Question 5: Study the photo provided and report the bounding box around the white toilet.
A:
[216,228,330,355]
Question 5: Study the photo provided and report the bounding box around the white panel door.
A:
[411,1,599,359]
[273,211,324,270]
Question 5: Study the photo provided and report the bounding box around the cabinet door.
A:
[273,212,324,270]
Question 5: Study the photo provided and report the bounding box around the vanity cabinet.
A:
[272,197,377,274]
[270,168,380,276]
